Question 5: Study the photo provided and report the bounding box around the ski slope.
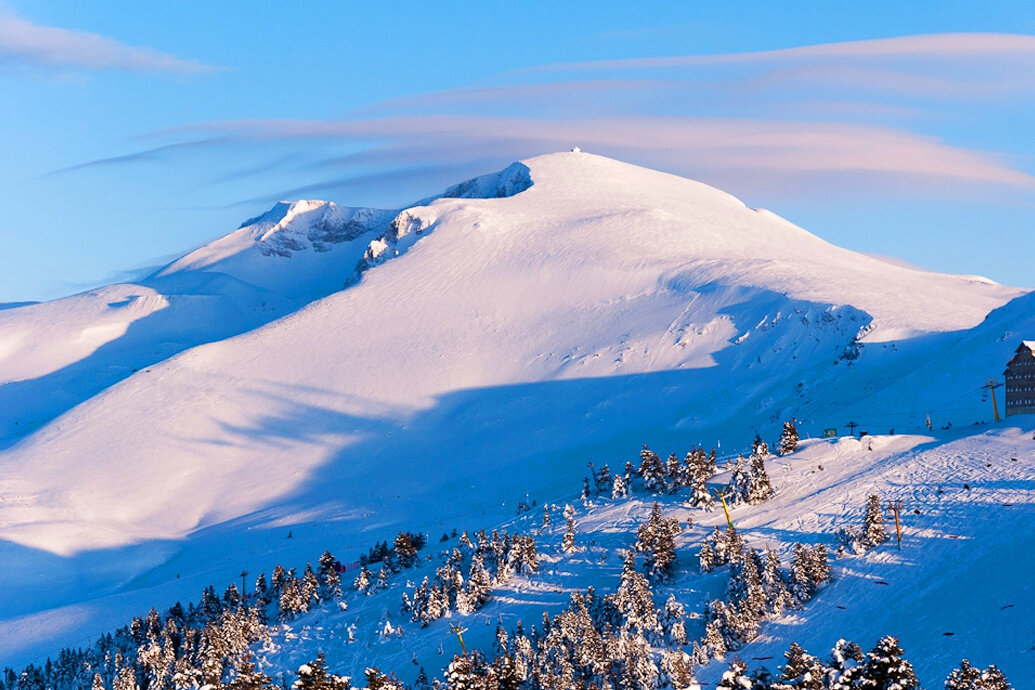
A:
[0,151,1030,671]
[241,424,1035,688]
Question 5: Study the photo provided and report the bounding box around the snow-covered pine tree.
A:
[317,551,342,601]
[635,503,681,582]
[621,631,660,690]
[541,504,551,530]
[394,532,419,569]
[778,421,799,455]
[944,659,1013,690]
[353,565,372,594]
[716,659,750,690]
[363,667,403,690]
[270,564,288,599]
[413,668,431,690]
[789,544,814,604]
[562,518,577,554]
[638,445,666,493]
[660,595,688,646]
[747,448,774,504]
[302,563,321,609]
[581,477,592,503]
[278,577,307,621]
[374,564,391,592]
[665,453,682,492]
[774,642,824,690]
[702,616,728,660]
[863,494,889,547]
[111,654,137,690]
[253,573,271,605]
[727,455,750,505]
[222,582,241,610]
[613,551,660,637]
[661,649,697,690]
[689,450,714,509]
[293,653,350,690]
[854,636,918,690]
[699,539,717,573]
[612,473,628,499]
[761,547,792,616]
[595,464,612,496]
[226,657,277,690]
[508,535,540,576]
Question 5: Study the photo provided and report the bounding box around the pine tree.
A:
[761,547,792,616]
[944,659,1013,690]
[611,473,628,499]
[660,649,695,690]
[665,453,682,492]
[635,503,680,582]
[638,446,666,493]
[279,577,307,621]
[292,654,350,690]
[595,464,612,496]
[302,563,321,609]
[716,659,750,690]
[223,582,242,610]
[855,636,918,690]
[689,450,714,509]
[774,642,824,690]
[727,455,750,505]
[863,494,889,547]
[660,595,688,645]
[703,604,729,659]
[394,532,419,569]
[317,552,342,601]
[364,668,404,690]
[619,632,659,690]
[699,539,717,573]
[747,448,774,504]
[227,658,277,690]
[541,505,551,530]
[778,421,799,455]
[353,565,372,594]
[413,668,431,690]
[253,573,271,605]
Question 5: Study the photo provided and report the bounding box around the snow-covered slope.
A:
[241,425,1035,688]
[0,152,1029,668]
[156,200,395,299]
[0,201,395,446]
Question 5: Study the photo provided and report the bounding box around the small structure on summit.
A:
[1004,341,1035,417]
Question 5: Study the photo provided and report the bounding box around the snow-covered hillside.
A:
[0,152,1030,674]
[0,201,395,446]
[244,425,1035,688]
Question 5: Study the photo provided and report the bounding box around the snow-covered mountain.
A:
[0,152,1030,678]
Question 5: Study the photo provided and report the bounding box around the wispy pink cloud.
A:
[534,33,1035,71]
[0,12,222,74]
[138,114,1035,196]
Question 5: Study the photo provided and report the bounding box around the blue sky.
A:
[1,1,1033,301]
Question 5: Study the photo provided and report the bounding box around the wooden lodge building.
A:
[1004,341,1035,417]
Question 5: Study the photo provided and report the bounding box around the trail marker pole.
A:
[888,501,902,550]
[449,623,469,657]
[982,379,1002,422]
[715,489,734,529]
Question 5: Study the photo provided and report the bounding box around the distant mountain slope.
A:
[0,152,1029,667]
[0,201,396,445]
[155,201,396,299]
